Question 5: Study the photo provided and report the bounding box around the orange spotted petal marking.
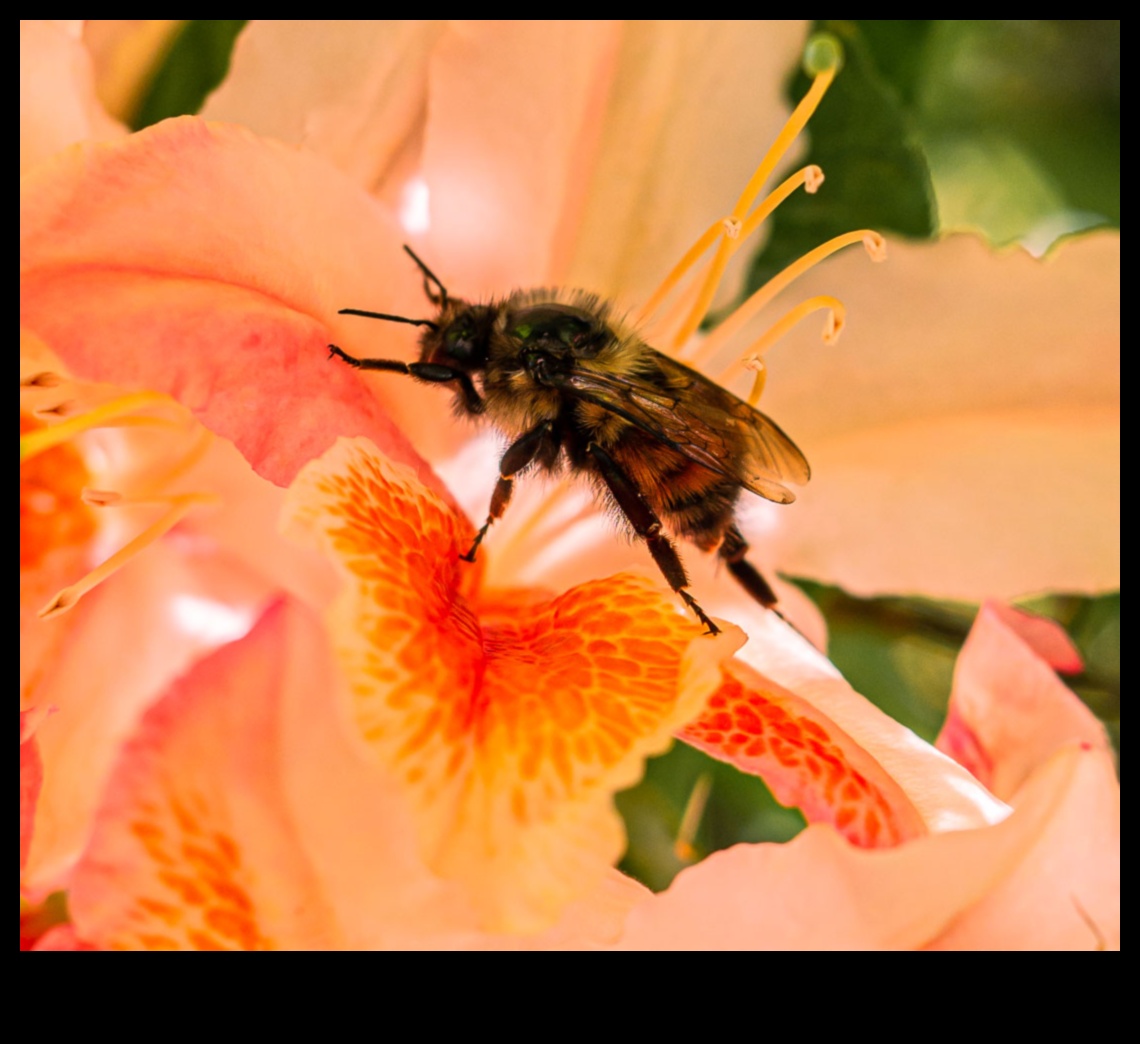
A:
[681,660,928,848]
[284,437,741,932]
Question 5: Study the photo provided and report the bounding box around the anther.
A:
[21,372,64,388]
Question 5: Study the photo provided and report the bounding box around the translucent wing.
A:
[560,351,810,504]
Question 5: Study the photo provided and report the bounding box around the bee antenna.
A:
[402,245,449,308]
[338,308,440,332]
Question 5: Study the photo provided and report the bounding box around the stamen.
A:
[20,391,169,462]
[668,35,843,347]
[716,294,846,390]
[38,493,219,620]
[673,773,713,862]
[743,358,767,407]
[684,231,885,369]
[635,166,824,334]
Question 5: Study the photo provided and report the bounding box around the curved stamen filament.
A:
[38,492,219,620]
[20,391,170,462]
[669,60,839,349]
[639,165,824,338]
[684,230,885,368]
[673,772,713,863]
[716,295,846,390]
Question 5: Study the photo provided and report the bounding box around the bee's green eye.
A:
[511,323,532,340]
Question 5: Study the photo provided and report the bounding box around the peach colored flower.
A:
[614,602,1118,950]
[62,446,1103,949]
[19,22,1118,945]
[60,482,1116,947]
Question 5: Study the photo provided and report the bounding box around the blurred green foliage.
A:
[130,20,247,131]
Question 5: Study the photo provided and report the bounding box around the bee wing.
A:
[562,353,810,504]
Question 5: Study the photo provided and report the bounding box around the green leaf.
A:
[746,20,937,296]
[131,20,247,130]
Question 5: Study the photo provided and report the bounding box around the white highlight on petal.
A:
[398,177,431,235]
[170,594,256,644]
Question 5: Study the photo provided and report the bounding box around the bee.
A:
[328,247,809,636]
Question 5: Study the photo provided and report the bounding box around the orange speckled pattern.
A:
[20,412,95,571]
[112,798,268,951]
[69,602,337,950]
[681,663,927,848]
[285,439,724,931]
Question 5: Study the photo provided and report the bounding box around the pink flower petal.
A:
[20,712,44,878]
[937,601,1110,801]
[22,538,269,892]
[615,744,1114,950]
[681,659,927,847]
[69,600,341,950]
[20,117,439,491]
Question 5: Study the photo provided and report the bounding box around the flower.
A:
[614,603,1119,949]
[20,21,1118,946]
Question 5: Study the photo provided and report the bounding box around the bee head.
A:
[420,300,493,371]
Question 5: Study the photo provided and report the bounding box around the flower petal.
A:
[615,744,1113,950]
[20,117,437,490]
[20,19,123,174]
[719,610,1009,833]
[69,599,341,950]
[937,601,1110,801]
[20,712,44,879]
[565,20,809,304]
[420,21,625,297]
[283,436,743,930]
[681,658,927,847]
[744,232,1120,599]
[202,20,444,192]
[22,539,268,891]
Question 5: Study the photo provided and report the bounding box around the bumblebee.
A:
[328,247,809,636]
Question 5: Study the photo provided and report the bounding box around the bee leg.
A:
[460,421,556,563]
[718,524,778,608]
[327,346,484,413]
[587,442,721,636]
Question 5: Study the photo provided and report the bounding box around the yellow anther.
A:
[81,489,123,507]
[744,358,768,406]
[637,166,827,336]
[685,230,883,369]
[21,372,64,389]
[716,295,846,387]
[19,391,169,462]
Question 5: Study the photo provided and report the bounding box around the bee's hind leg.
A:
[718,524,778,609]
[586,442,720,636]
[461,421,555,563]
